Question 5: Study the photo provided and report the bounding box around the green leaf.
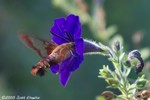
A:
[119,52,126,61]
[107,85,118,88]
[124,67,131,77]
[96,96,105,100]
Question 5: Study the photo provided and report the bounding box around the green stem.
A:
[118,69,130,100]
[116,57,130,100]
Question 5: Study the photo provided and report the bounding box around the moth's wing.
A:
[19,34,58,58]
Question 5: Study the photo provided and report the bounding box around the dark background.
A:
[0,0,150,100]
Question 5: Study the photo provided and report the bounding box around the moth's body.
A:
[48,42,74,64]
[19,34,75,76]
[31,42,74,75]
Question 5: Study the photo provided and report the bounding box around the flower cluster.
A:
[98,41,146,99]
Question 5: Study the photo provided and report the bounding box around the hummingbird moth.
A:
[19,34,75,76]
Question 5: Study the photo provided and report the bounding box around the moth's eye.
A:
[37,68,45,76]
[71,43,75,48]
[32,65,36,69]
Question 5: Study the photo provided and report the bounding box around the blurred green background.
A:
[0,0,150,100]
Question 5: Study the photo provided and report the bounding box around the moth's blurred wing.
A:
[19,34,58,58]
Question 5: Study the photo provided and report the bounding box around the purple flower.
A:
[50,14,84,87]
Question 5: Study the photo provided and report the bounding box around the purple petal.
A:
[50,64,59,74]
[74,21,82,39]
[59,54,83,87]
[50,14,82,44]
[59,56,73,70]
[66,14,81,40]
[51,35,67,45]
[75,38,84,55]
[60,69,71,87]
[68,56,84,72]
[50,18,68,44]
[60,55,84,72]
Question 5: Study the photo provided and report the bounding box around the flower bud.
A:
[128,50,144,74]
[141,90,150,99]
[99,69,112,78]
[99,65,113,79]
[136,79,147,89]
[128,50,141,60]
[114,40,120,52]
[135,62,144,74]
[101,91,115,100]
[134,90,150,100]
[106,78,119,87]
[124,60,131,68]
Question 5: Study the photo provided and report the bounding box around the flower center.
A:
[65,31,74,42]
